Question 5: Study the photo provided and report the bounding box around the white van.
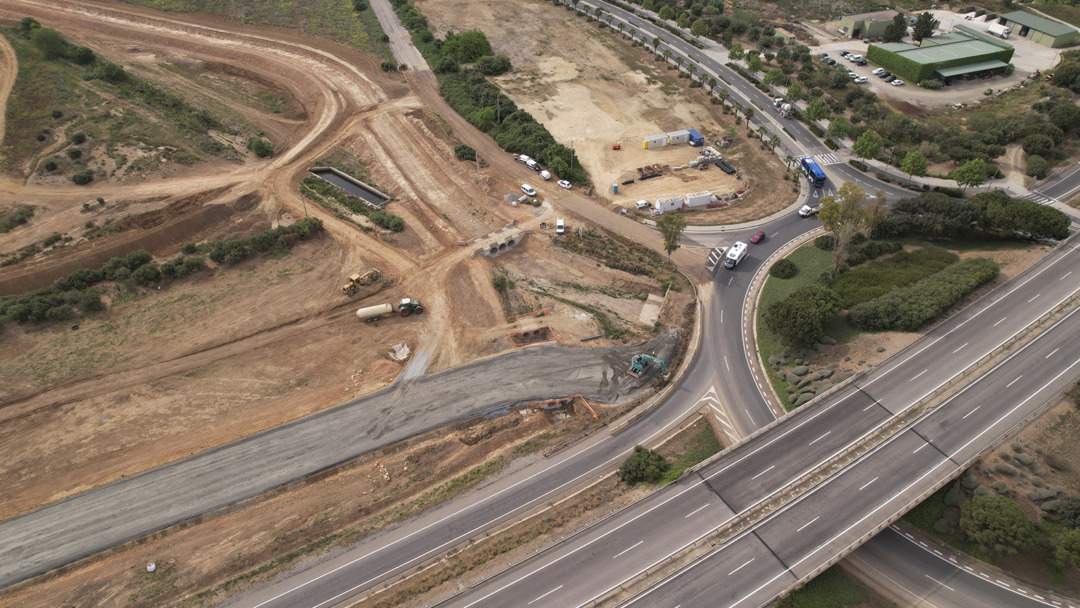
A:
[556,219,565,235]
[539,170,551,181]
[635,200,651,210]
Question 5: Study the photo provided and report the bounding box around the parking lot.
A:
[807,10,1065,109]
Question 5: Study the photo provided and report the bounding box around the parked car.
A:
[557,179,572,190]
[943,78,953,86]
[539,170,551,180]
[884,75,896,83]
[749,231,766,244]
[891,79,905,86]
[871,68,885,76]
[879,71,892,79]
[521,184,536,197]
[839,50,850,57]
[855,76,868,84]
[824,58,836,65]
[854,59,868,66]
[848,71,859,80]
[820,52,829,57]
[555,218,565,235]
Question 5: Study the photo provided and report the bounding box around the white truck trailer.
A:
[987,22,1011,38]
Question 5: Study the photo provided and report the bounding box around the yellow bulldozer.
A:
[341,269,381,296]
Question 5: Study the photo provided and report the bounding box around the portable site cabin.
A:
[667,130,692,145]
[654,195,684,213]
[687,128,705,146]
[684,190,712,208]
[643,134,669,149]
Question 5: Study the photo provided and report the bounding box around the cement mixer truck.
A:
[356,297,424,322]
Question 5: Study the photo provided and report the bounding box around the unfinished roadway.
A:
[0,332,678,588]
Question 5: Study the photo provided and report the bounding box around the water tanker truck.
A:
[356,297,424,322]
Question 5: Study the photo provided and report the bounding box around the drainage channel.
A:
[309,166,389,208]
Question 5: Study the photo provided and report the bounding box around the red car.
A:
[750,231,766,244]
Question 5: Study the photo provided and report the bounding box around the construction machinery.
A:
[627,354,668,379]
[355,296,423,322]
[398,297,424,316]
[342,269,381,296]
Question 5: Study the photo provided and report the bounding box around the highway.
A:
[439,237,1080,608]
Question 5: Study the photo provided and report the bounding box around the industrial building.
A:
[838,10,899,40]
[866,29,1014,83]
[998,11,1080,48]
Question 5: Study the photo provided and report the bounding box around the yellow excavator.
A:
[341,269,381,296]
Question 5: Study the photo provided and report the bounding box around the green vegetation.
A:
[769,257,797,279]
[301,176,403,232]
[659,423,722,484]
[552,229,681,291]
[961,494,1038,556]
[246,136,274,158]
[531,289,628,339]
[778,565,871,608]
[0,205,34,233]
[763,284,841,347]
[454,143,476,161]
[656,212,686,259]
[832,247,959,309]
[618,445,670,485]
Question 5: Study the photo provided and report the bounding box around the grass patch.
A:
[890,235,1033,253]
[778,565,871,608]
[1029,2,1080,28]
[658,422,722,484]
[531,288,630,339]
[833,247,958,309]
[0,204,35,233]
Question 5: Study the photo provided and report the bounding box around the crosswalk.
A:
[1019,190,1059,205]
[696,386,738,443]
[815,153,843,165]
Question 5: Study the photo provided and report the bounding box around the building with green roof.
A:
[838,10,898,40]
[866,30,1014,83]
[999,11,1079,48]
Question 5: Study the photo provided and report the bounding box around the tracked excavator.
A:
[627,354,668,379]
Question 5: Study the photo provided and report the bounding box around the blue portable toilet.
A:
[612,183,619,194]
[687,128,705,147]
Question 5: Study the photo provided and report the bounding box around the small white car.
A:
[855,76,868,84]
[539,170,551,181]
[557,180,572,190]
[521,184,536,197]
[556,218,565,235]
[871,68,885,76]
[891,79,905,87]
[635,200,651,209]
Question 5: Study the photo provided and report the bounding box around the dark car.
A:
[854,59,868,66]
[839,50,850,57]
[749,231,766,244]
[824,58,836,65]
[884,75,896,83]
[943,78,952,86]
[879,71,891,79]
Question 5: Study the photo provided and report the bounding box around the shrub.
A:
[814,235,835,251]
[849,159,868,172]
[72,132,86,145]
[381,60,398,72]
[132,263,162,287]
[71,170,93,185]
[492,274,508,292]
[617,445,670,484]
[69,46,95,65]
[369,210,405,231]
[44,160,57,171]
[763,284,842,346]
[918,79,943,89]
[770,258,798,278]
[78,289,104,312]
[454,143,476,161]
[352,0,368,9]
[181,241,198,254]
[848,258,1000,331]
[246,137,274,158]
[66,148,81,160]
[476,54,512,76]
[124,249,153,271]
[1026,154,1050,180]
[824,138,838,150]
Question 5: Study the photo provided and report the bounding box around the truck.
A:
[724,241,748,269]
[356,297,424,322]
[798,203,821,217]
[778,102,794,118]
[987,22,1011,38]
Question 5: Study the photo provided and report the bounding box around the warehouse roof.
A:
[881,37,1010,63]
[1001,10,1078,37]
[846,9,898,22]
[935,59,1012,77]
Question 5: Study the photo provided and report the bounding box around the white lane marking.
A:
[858,476,878,491]
[962,406,981,420]
[728,558,755,576]
[863,402,877,412]
[952,343,968,354]
[1028,294,1041,303]
[809,431,830,446]
[910,369,927,382]
[725,356,730,371]
[926,574,956,592]
[728,276,734,286]
[751,465,775,480]
[528,585,564,605]
[1006,375,1022,387]
[1046,348,1059,359]
[796,516,819,532]
[708,405,736,431]
[994,317,1007,327]
[913,443,928,454]
[684,504,710,519]
[613,541,644,559]
[720,309,723,323]
[1063,271,1073,280]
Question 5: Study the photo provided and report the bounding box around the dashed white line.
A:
[613,541,644,559]
[809,431,830,446]
[725,356,730,371]
[684,504,710,519]
[962,405,981,419]
[751,465,775,480]
[994,317,1007,327]
[1006,375,1022,387]
[910,369,927,381]
[1063,271,1073,281]
[720,310,723,324]
[528,584,563,605]
[1046,348,1060,359]
[913,443,928,454]
[926,574,956,592]
[728,276,734,286]
[858,476,878,491]
[796,516,819,532]
[729,558,755,576]
[952,343,968,354]
[1028,294,1041,303]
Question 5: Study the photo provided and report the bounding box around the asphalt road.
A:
[0,333,678,588]
[440,239,1080,608]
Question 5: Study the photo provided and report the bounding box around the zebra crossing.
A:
[815,153,843,165]
[1019,190,1058,205]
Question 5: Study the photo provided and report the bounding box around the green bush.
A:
[814,235,836,251]
[454,143,476,161]
[763,284,841,346]
[66,148,81,160]
[369,210,405,232]
[475,54,512,76]
[380,60,398,72]
[833,247,958,308]
[618,445,670,484]
[78,289,104,312]
[1025,154,1050,180]
[770,258,798,279]
[181,241,198,254]
[132,263,162,286]
[72,132,87,145]
[918,79,944,89]
[246,137,274,158]
[849,258,1000,331]
[71,170,94,185]
[848,159,868,172]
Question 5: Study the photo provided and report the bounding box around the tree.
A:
[246,136,274,158]
[78,289,104,312]
[717,89,730,104]
[805,98,829,121]
[19,17,40,34]
[852,130,883,161]
[1022,133,1055,157]
[652,36,661,51]
[743,106,755,124]
[1025,154,1050,179]
[692,18,708,36]
[763,284,842,346]
[1050,104,1080,132]
[828,117,850,139]
[900,151,928,181]
[658,4,675,20]
[819,182,869,271]
[865,190,889,237]
[727,42,745,61]
[959,495,1037,556]
[1059,528,1080,566]
[952,158,988,193]
[912,12,940,42]
[747,54,763,74]
[677,12,690,28]
[656,212,687,259]
[69,46,95,65]
[30,27,67,60]
[132,263,163,287]
[1059,497,1080,529]
[768,135,780,151]
[764,68,786,86]
[617,445,670,484]
[663,49,672,63]
[882,13,908,43]
[786,82,803,102]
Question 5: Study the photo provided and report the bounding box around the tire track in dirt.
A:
[0,33,16,149]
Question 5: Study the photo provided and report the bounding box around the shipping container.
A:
[654,195,684,213]
[687,128,705,146]
[684,190,712,208]
[643,134,669,149]
[667,129,692,145]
